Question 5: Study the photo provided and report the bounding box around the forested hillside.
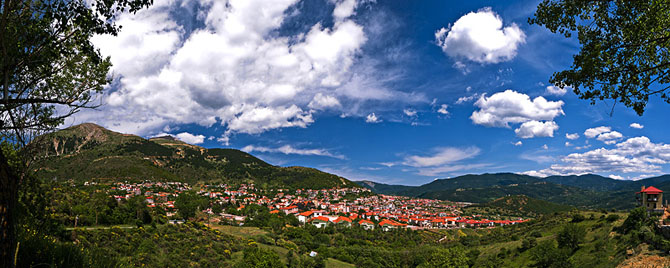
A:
[27,123,359,189]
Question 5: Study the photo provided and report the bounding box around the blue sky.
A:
[71,0,670,185]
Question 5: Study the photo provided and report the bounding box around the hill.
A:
[398,173,539,197]
[355,180,417,195]
[27,123,359,189]
[359,172,670,210]
[477,195,574,217]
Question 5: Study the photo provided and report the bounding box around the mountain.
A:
[544,174,628,192]
[398,173,539,197]
[355,180,417,195]
[415,181,613,208]
[27,123,360,189]
[545,174,670,192]
[478,195,574,217]
[358,172,670,209]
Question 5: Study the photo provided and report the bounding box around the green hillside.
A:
[355,180,417,195]
[476,195,574,217]
[398,173,539,197]
[27,123,359,189]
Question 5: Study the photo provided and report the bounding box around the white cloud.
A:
[365,113,380,123]
[542,144,549,150]
[74,0,413,140]
[545,85,571,96]
[609,174,625,180]
[175,132,206,144]
[514,141,523,146]
[630,123,644,129]
[471,90,564,127]
[526,136,670,176]
[514,120,559,139]
[332,0,358,20]
[241,144,345,159]
[596,131,622,144]
[434,7,525,64]
[308,93,342,110]
[470,90,563,138]
[584,126,611,138]
[437,104,449,115]
[403,108,417,117]
[565,133,579,140]
[455,93,481,104]
[402,147,480,167]
[565,141,572,147]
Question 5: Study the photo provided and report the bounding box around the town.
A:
[102,180,529,230]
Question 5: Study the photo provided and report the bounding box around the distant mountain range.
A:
[356,173,670,210]
[27,123,359,189]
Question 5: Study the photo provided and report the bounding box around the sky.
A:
[68,0,670,185]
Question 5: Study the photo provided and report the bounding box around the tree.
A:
[418,247,469,268]
[556,223,586,252]
[530,0,670,115]
[619,207,648,234]
[175,191,208,220]
[0,0,151,265]
[530,240,573,268]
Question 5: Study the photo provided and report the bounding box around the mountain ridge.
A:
[28,123,359,189]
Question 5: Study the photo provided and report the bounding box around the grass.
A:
[325,258,356,268]
[210,225,268,239]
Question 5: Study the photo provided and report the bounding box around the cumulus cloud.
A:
[365,113,380,123]
[584,126,622,144]
[545,85,571,96]
[308,93,342,110]
[471,90,564,127]
[524,136,670,177]
[470,90,564,138]
[175,132,206,144]
[584,126,611,138]
[596,131,623,145]
[514,141,523,146]
[437,104,449,115]
[434,7,525,64]
[455,93,482,104]
[565,133,579,140]
[630,123,644,129]
[515,120,559,139]
[565,141,572,147]
[241,144,345,159]
[402,147,480,167]
[73,0,413,141]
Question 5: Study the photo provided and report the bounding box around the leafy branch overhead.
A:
[530,0,670,115]
[0,0,152,144]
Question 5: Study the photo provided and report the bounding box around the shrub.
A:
[605,214,620,222]
[557,224,586,251]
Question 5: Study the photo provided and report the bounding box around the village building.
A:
[637,186,665,213]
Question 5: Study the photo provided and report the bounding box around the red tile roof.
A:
[310,216,330,223]
[641,186,663,194]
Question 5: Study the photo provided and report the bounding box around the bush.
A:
[557,224,586,251]
[571,213,586,223]
[530,240,573,268]
[519,237,538,252]
[605,214,620,222]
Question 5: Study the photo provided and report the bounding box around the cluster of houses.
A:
[92,181,528,230]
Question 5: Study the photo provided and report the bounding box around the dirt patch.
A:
[617,254,670,268]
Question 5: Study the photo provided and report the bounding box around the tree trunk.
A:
[0,148,17,268]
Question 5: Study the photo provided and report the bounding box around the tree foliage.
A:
[530,0,670,115]
[556,223,586,251]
